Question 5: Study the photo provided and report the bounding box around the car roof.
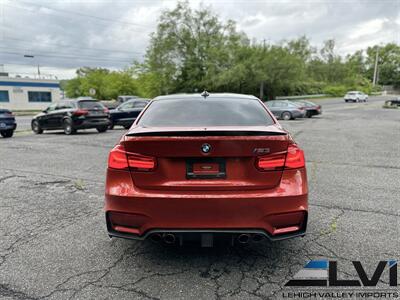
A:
[266,99,295,103]
[121,98,149,104]
[153,93,259,101]
[119,95,139,98]
[62,98,99,103]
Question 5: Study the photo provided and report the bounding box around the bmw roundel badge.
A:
[201,143,211,154]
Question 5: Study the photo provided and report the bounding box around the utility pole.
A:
[260,38,267,100]
[23,54,40,78]
[372,47,379,86]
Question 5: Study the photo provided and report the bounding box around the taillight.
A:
[298,107,305,111]
[127,153,156,171]
[73,109,88,116]
[103,107,109,114]
[256,153,286,171]
[108,144,156,171]
[285,144,305,169]
[256,144,305,171]
[108,144,129,169]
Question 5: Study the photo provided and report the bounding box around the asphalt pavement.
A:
[1,96,399,299]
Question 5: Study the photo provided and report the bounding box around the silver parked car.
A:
[264,100,306,120]
[344,91,368,102]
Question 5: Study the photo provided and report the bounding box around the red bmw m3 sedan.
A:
[105,93,308,246]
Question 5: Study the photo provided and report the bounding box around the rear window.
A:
[78,101,104,109]
[138,98,274,127]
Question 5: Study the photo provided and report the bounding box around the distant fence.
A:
[382,85,400,95]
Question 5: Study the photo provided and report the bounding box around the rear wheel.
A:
[281,111,292,121]
[31,120,43,134]
[97,125,108,133]
[0,130,13,138]
[63,119,76,135]
[108,121,114,130]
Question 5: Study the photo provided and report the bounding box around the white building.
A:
[0,76,61,110]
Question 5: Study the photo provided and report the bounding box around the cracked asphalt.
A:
[1,96,399,299]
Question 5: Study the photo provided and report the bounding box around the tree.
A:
[135,1,247,95]
[365,43,400,87]
[65,67,138,99]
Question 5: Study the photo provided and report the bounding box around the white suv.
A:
[344,91,368,102]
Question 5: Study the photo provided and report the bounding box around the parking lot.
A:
[0,96,399,299]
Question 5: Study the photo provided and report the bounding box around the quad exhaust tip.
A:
[237,234,251,244]
[150,233,162,243]
[163,233,176,244]
[252,234,264,242]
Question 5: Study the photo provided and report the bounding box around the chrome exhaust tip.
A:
[163,233,176,244]
[252,234,264,242]
[237,234,250,244]
[150,233,162,243]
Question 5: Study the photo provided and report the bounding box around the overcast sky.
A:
[0,0,399,79]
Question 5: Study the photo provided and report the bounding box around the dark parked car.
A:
[264,100,306,120]
[293,100,322,118]
[31,99,110,135]
[109,98,149,129]
[0,109,16,138]
[117,95,139,104]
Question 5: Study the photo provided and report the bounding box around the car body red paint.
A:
[104,93,308,244]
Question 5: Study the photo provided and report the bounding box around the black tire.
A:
[345,99,348,103]
[63,119,76,135]
[108,121,114,130]
[31,120,43,134]
[97,125,108,133]
[0,130,14,138]
[281,111,292,121]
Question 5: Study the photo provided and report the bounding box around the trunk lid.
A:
[78,100,108,118]
[123,126,289,191]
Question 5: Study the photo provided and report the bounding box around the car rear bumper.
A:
[0,122,16,131]
[74,118,109,129]
[113,118,135,126]
[307,109,321,116]
[293,111,306,118]
[104,167,308,241]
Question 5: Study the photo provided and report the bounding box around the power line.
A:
[2,36,145,55]
[1,61,73,69]
[1,50,134,63]
[0,45,139,60]
[9,1,154,30]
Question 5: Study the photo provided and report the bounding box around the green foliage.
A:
[64,67,138,99]
[322,85,347,97]
[365,43,400,87]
